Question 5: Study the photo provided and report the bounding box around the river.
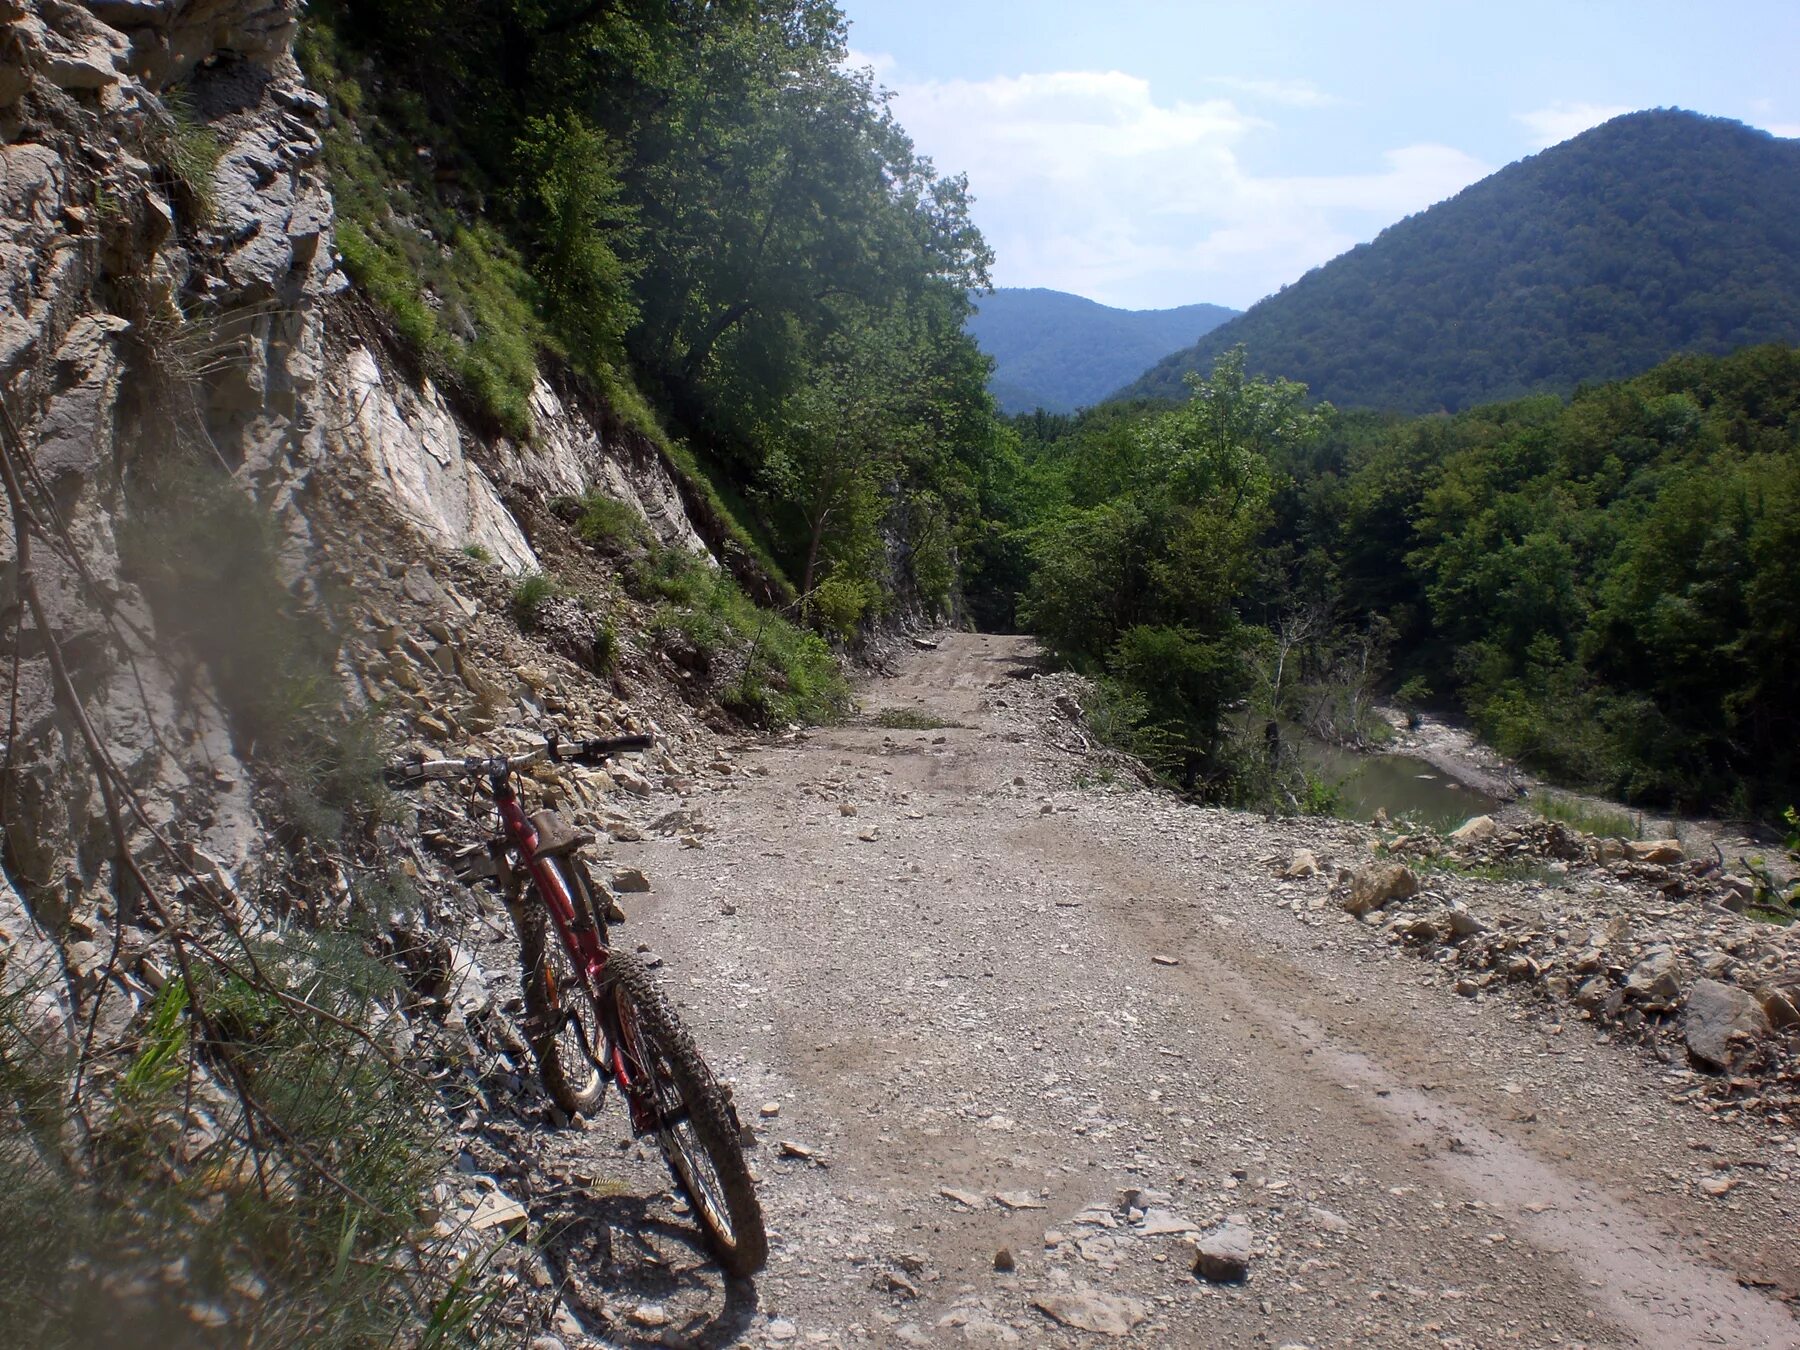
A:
[1286,730,1502,832]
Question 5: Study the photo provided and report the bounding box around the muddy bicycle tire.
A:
[513,879,606,1117]
[608,950,767,1276]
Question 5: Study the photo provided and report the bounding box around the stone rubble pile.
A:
[1314,815,1799,1110]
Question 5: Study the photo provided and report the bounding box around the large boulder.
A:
[1449,815,1499,845]
[1191,1219,1254,1284]
[1627,839,1684,864]
[1683,979,1771,1072]
[1342,863,1420,916]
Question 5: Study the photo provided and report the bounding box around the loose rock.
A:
[1192,1219,1253,1283]
[1683,978,1771,1072]
[1343,863,1420,916]
[1032,1289,1148,1337]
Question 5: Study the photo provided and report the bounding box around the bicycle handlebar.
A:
[385,731,653,788]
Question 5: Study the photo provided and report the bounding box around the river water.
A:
[1289,733,1501,831]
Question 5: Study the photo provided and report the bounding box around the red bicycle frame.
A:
[491,775,655,1127]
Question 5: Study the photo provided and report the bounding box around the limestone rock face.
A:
[0,0,716,969]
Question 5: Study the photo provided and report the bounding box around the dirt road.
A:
[549,633,1799,1348]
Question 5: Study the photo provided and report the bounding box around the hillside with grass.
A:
[302,0,1012,633]
[967,288,1236,413]
[1120,111,1800,413]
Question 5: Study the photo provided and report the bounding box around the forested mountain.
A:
[967,289,1236,413]
[1120,111,1800,413]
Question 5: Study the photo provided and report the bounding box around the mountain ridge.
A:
[967,287,1237,413]
[1117,110,1800,412]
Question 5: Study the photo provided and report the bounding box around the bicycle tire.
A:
[514,886,605,1117]
[607,950,767,1276]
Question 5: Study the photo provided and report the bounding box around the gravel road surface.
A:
[543,633,1800,1349]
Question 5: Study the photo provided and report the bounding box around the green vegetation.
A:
[968,288,1236,414]
[510,572,557,630]
[0,916,485,1345]
[628,547,849,727]
[574,493,651,551]
[1531,793,1641,840]
[1275,344,1800,813]
[1744,807,1800,921]
[1005,350,1330,803]
[871,707,962,731]
[995,343,1800,820]
[1124,112,1800,413]
[155,88,223,222]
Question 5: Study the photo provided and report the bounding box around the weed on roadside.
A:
[1531,791,1641,840]
[871,707,962,732]
[511,572,557,630]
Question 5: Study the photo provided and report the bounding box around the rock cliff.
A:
[1,3,736,1335]
[1,0,719,947]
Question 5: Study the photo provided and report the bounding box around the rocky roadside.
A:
[1324,814,1800,1115]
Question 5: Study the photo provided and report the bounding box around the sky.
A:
[840,0,1800,311]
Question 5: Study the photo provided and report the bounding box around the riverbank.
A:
[1363,709,1796,896]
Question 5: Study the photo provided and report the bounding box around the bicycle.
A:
[387,730,768,1276]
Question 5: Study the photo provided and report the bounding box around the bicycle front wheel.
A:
[608,951,767,1276]
[514,891,605,1117]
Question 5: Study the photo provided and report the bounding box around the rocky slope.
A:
[0,0,728,1011]
[1,1,757,1338]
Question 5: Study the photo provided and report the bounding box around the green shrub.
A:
[511,572,557,629]
[575,494,649,550]
[1297,771,1344,817]
[593,619,619,675]
[808,574,870,640]
[1079,677,1184,780]
[1532,791,1640,839]
[643,551,847,726]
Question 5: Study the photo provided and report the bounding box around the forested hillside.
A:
[302,0,1009,636]
[1000,346,1800,816]
[967,288,1236,413]
[1121,111,1800,413]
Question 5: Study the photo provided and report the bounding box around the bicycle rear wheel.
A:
[514,889,605,1117]
[607,951,767,1276]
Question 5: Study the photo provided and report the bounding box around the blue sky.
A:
[841,0,1800,310]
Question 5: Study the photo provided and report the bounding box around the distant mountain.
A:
[1119,110,1800,413]
[967,289,1237,414]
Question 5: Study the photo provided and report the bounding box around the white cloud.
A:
[1514,101,1635,149]
[879,66,1490,309]
[843,47,897,80]
[1207,76,1341,109]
